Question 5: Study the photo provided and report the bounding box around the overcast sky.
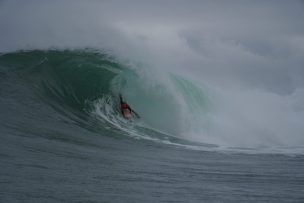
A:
[1,0,304,94]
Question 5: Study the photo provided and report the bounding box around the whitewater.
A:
[1,0,304,202]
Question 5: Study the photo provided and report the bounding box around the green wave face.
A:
[0,49,212,147]
[0,50,121,109]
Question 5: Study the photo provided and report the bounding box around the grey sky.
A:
[0,0,304,94]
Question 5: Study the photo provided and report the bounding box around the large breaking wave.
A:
[0,50,214,147]
[1,49,303,154]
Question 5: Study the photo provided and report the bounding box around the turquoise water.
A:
[0,50,304,202]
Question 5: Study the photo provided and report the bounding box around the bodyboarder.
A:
[119,94,140,119]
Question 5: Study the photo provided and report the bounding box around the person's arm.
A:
[119,95,124,115]
[129,107,140,118]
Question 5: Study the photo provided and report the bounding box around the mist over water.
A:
[1,0,304,153]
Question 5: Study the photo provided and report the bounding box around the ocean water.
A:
[1,50,304,203]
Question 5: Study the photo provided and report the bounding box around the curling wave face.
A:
[0,50,213,149]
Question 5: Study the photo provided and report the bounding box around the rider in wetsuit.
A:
[119,94,140,119]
